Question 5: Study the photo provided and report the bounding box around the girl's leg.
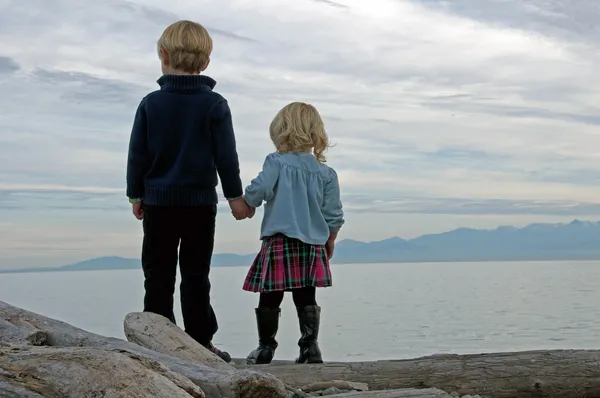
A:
[292,287,323,364]
[247,291,284,365]
[291,286,316,308]
[258,291,285,309]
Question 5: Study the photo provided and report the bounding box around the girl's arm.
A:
[322,168,345,240]
[244,153,280,208]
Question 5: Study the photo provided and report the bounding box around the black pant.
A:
[258,287,317,309]
[141,204,218,346]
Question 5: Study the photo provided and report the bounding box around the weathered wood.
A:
[332,388,452,397]
[124,312,232,371]
[8,299,600,398]
[0,301,288,398]
[236,350,600,398]
[0,318,46,346]
[0,381,46,398]
[0,301,123,348]
[0,345,205,398]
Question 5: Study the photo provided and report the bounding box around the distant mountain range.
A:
[3,220,600,273]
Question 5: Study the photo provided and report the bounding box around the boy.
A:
[126,20,251,362]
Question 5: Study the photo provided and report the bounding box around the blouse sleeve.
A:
[244,153,280,208]
[322,167,344,232]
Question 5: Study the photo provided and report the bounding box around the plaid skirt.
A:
[242,234,332,293]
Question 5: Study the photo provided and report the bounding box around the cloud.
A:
[31,69,148,105]
[311,0,350,9]
[343,195,600,216]
[1,0,600,267]
[0,56,19,74]
[414,0,600,45]
[3,182,600,219]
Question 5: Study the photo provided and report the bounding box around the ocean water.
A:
[1,261,599,361]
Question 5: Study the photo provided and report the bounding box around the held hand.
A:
[229,197,251,220]
[325,239,335,260]
[132,202,144,220]
[247,206,256,219]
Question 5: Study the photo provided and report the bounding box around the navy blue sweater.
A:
[126,74,243,206]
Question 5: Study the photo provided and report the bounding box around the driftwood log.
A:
[291,382,451,398]
[0,301,287,398]
[124,311,233,371]
[237,350,600,398]
[332,389,453,397]
[4,299,600,397]
[299,380,369,393]
[0,317,47,347]
[0,346,205,398]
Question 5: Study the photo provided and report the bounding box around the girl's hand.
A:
[325,239,335,260]
[229,197,252,220]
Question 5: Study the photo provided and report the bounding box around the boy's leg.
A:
[292,287,323,364]
[178,205,226,359]
[141,205,179,323]
[247,291,284,365]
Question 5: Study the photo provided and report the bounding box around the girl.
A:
[242,102,344,365]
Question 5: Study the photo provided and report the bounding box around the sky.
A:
[1,0,599,268]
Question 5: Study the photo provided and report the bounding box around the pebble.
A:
[304,387,356,396]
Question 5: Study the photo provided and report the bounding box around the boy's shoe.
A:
[295,305,323,364]
[205,342,232,363]
[246,307,281,365]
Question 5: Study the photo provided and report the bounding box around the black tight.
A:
[258,287,317,309]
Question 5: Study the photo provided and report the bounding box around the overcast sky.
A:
[1,0,599,268]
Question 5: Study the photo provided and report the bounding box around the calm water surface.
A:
[1,261,599,361]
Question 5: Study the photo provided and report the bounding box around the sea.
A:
[1,261,599,361]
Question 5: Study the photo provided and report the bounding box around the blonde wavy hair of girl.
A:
[269,102,330,163]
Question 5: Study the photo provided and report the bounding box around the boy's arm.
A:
[244,154,280,208]
[126,98,149,200]
[323,168,344,241]
[209,99,243,200]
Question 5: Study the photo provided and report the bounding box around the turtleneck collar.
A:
[157,74,217,91]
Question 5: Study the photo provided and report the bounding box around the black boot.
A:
[295,305,323,364]
[246,307,280,365]
[205,342,232,363]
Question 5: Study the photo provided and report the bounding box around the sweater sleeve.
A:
[322,167,345,232]
[244,153,280,208]
[210,99,243,200]
[126,98,149,199]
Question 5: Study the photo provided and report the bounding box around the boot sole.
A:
[295,358,323,364]
[218,352,232,363]
[246,351,274,365]
[246,359,273,365]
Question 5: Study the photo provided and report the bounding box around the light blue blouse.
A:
[244,152,344,245]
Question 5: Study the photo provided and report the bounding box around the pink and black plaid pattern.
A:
[242,234,332,293]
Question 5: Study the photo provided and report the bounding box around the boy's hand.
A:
[229,197,251,220]
[132,201,144,220]
[325,239,335,260]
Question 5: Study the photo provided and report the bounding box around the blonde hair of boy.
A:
[269,102,330,163]
[157,20,213,74]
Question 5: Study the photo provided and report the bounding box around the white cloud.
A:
[1,0,599,267]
